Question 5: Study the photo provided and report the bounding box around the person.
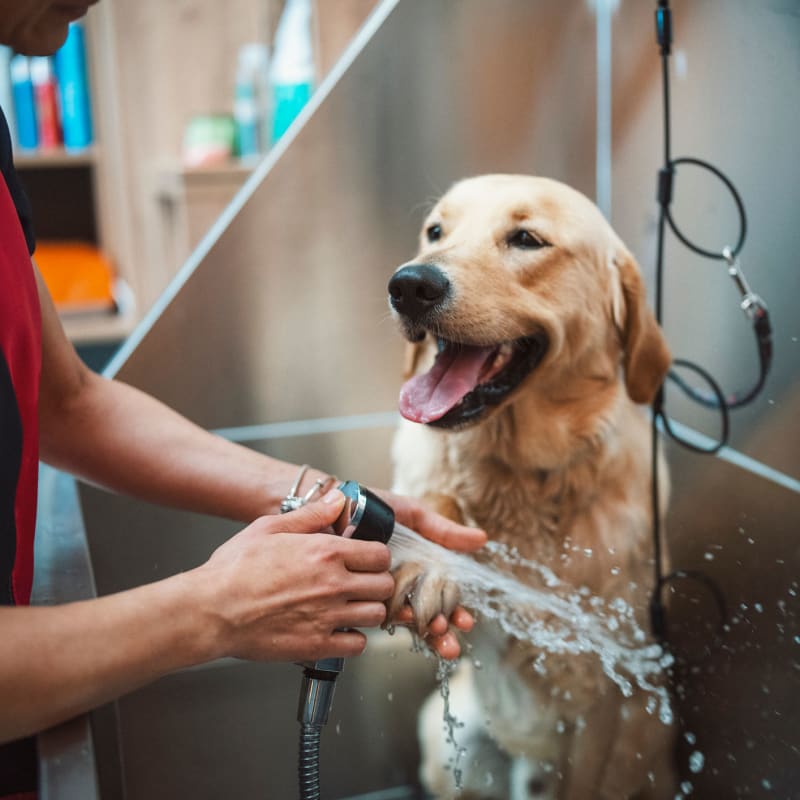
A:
[0,1,487,796]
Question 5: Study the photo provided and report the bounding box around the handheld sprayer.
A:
[284,477,395,800]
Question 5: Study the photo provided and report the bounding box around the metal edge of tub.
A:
[31,465,101,800]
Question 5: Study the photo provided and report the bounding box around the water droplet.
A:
[610,566,620,575]
[762,778,773,790]
[688,751,704,773]
[680,780,693,794]
[387,522,674,732]
[704,552,714,561]
[583,547,593,557]
[335,722,341,735]
[754,603,763,613]
[387,692,393,702]
[473,659,483,670]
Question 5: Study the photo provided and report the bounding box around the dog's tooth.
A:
[492,344,513,370]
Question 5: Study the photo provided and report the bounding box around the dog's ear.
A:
[403,341,425,380]
[611,251,671,404]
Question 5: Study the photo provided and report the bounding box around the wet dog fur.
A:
[386,175,677,799]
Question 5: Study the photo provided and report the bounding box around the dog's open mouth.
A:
[399,333,548,428]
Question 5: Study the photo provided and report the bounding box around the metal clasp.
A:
[722,246,765,322]
[280,464,334,514]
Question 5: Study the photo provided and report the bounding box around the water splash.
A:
[436,656,467,790]
[389,522,674,724]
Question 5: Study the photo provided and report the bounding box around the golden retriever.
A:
[386,175,676,799]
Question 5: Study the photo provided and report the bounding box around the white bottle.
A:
[269,0,315,143]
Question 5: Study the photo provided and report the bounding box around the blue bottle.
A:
[0,47,17,149]
[270,0,315,143]
[54,22,93,150]
[10,55,37,150]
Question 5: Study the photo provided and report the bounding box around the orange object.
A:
[35,241,116,314]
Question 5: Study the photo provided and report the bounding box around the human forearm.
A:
[39,370,326,522]
[1,496,393,743]
[0,571,217,743]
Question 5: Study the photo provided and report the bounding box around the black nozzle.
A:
[332,481,395,543]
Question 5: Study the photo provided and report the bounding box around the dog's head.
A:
[388,175,671,430]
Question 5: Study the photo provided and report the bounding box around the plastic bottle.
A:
[9,55,38,150]
[30,57,61,149]
[234,43,271,159]
[55,22,94,151]
[269,0,315,143]
[0,47,18,150]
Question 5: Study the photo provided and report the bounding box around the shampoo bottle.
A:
[10,55,38,150]
[234,43,270,159]
[0,47,17,150]
[30,57,61,149]
[55,22,94,151]
[270,0,315,143]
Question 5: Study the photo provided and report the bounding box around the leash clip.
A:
[722,246,766,322]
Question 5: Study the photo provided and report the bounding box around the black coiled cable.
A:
[648,0,772,653]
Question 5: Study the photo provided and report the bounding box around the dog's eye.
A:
[426,224,443,242]
[507,229,547,250]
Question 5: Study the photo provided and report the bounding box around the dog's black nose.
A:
[388,264,450,320]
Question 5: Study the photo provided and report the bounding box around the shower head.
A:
[332,480,395,544]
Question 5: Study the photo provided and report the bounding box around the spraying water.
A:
[389,522,675,726]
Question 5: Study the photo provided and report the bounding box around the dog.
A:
[385,175,677,799]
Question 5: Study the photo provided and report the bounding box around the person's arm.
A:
[35,263,486,550]
[35,265,311,522]
[34,263,484,655]
[0,493,392,744]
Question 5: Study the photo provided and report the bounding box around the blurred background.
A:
[14,0,799,797]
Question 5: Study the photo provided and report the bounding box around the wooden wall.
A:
[91,0,378,312]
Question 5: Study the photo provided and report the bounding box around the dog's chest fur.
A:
[392,401,658,600]
[391,400,663,742]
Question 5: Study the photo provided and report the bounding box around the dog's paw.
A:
[386,561,461,636]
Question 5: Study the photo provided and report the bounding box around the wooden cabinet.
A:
[17,0,379,347]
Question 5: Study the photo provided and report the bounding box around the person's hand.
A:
[195,490,394,662]
[375,489,487,553]
[372,488,487,659]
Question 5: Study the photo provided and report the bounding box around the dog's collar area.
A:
[429,332,549,429]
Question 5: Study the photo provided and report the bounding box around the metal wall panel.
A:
[76,1,798,797]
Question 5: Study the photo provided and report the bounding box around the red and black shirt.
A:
[0,104,42,797]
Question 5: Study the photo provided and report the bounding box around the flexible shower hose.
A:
[298,723,322,800]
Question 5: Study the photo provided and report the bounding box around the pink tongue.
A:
[399,344,495,423]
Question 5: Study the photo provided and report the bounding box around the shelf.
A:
[156,160,255,200]
[61,307,136,346]
[14,146,98,170]
[60,278,137,346]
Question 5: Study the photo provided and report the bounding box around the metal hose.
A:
[291,483,395,799]
[298,723,322,800]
